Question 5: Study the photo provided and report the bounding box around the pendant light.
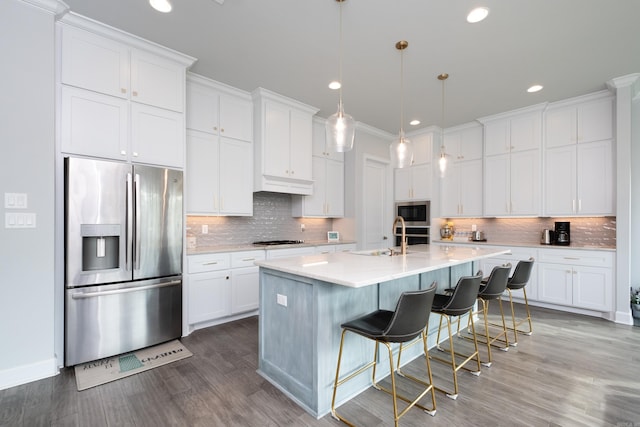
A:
[326,0,356,152]
[438,73,449,177]
[390,40,413,169]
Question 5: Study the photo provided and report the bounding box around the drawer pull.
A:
[563,257,580,260]
[203,261,219,265]
[242,258,256,261]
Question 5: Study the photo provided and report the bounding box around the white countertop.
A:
[254,244,509,288]
[187,240,357,255]
[432,239,616,252]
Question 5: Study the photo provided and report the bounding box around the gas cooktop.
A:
[252,240,305,246]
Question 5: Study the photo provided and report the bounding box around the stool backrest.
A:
[479,264,511,299]
[383,282,437,343]
[508,257,535,290]
[438,272,483,316]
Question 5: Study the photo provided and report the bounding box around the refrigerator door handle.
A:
[134,173,141,271]
[126,172,133,271]
[70,280,182,299]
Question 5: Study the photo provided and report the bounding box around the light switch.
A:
[5,193,27,209]
[5,212,36,228]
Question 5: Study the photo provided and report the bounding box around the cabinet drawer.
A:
[538,249,613,267]
[231,250,266,268]
[188,253,231,273]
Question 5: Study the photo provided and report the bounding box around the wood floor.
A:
[1,304,639,427]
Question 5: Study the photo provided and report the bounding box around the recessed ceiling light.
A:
[467,7,489,23]
[328,81,341,90]
[410,120,421,126]
[527,84,543,93]
[150,0,172,13]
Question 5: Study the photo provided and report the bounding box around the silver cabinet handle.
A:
[71,280,181,299]
[203,261,219,265]
[242,258,256,261]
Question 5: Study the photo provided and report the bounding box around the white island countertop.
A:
[255,244,509,288]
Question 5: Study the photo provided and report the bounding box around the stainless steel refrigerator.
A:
[64,157,183,366]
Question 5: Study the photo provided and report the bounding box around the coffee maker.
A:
[554,221,570,246]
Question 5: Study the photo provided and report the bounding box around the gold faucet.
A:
[393,216,407,255]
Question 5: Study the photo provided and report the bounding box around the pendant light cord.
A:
[399,47,404,137]
[338,1,344,110]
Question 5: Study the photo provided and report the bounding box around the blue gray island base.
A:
[257,261,477,418]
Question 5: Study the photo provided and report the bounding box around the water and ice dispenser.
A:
[80,224,121,271]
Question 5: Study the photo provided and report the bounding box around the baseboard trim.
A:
[0,357,59,391]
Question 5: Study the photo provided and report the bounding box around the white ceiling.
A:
[63,0,640,134]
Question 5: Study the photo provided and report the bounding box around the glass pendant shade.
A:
[390,130,413,169]
[439,151,447,176]
[326,101,356,152]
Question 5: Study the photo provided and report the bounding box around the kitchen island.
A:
[255,244,509,418]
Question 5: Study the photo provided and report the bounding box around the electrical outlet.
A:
[300,223,305,232]
[202,224,208,234]
[277,293,288,307]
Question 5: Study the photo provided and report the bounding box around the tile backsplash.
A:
[187,192,334,248]
[438,217,616,248]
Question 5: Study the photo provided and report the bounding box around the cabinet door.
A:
[484,119,510,156]
[263,102,290,178]
[459,126,483,160]
[572,266,612,311]
[231,266,260,314]
[130,50,184,112]
[440,162,461,217]
[312,119,344,161]
[576,140,614,215]
[394,168,412,201]
[60,25,129,99]
[483,155,510,216]
[219,138,253,216]
[186,82,219,134]
[458,160,483,217]
[60,85,128,160]
[578,98,613,144]
[302,156,328,216]
[545,107,576,149]
[219,94,252,142]
[325,158,345,217]
[510,113,541,152]
[544,146,576,216]
[186,131,219,213]
[538,263,573,305]
[510,150,540,215]
[411,163,432,200]
[131,103,184,168]
[188,271,231,323]
[289,109,313,181]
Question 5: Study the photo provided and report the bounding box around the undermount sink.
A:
[351,248,412,256]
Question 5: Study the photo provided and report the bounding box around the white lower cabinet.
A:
[479,246,538,301]
[187,250,265,327]
[538,249,613,312]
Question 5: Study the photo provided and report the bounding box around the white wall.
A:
[0,0,60,390]
[334,123,394,247]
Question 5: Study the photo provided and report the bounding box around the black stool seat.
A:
[331,284,438,426]
[429,272,483,400]
[504,258,535,345]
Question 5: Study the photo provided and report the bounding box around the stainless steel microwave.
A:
[395,201,430,227]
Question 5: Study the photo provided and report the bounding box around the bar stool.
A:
[429,272,483,400]
[331,284,438,427]
[464,264,511,367]
[504,257,535,346]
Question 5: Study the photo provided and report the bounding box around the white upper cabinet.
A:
[480,106,544,216]
[60,24,186,113]
[186,74,253,142]
[185,74,254,216]
[253,88,319,195]
[394,164,432,202]
[394,129,434,202]
[292,118,345,217]
[543,92,615,216]
[545,93,613,149]
[441,123,483,217]
[58,16,195,168]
